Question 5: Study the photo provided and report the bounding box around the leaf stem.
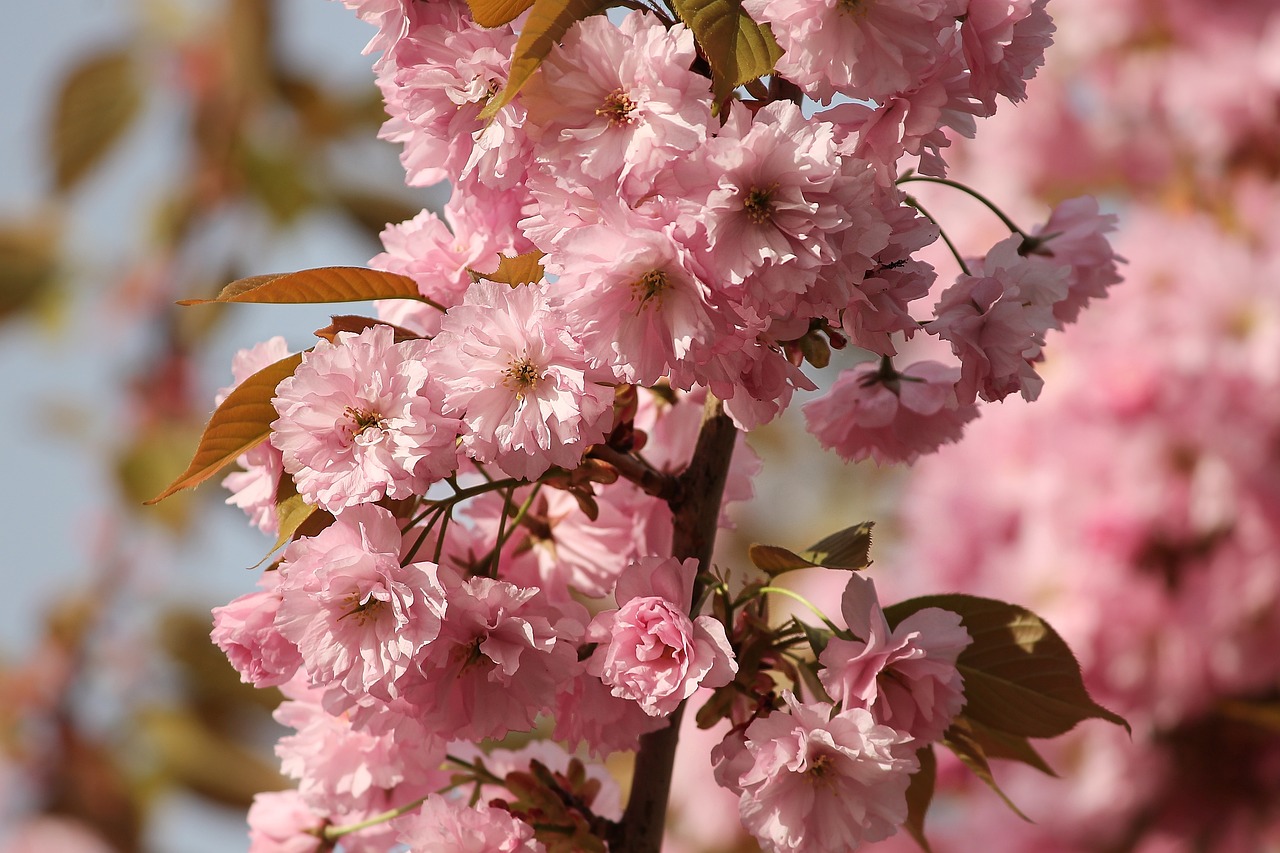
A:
[898,175,1030,240]
[904,195,972,277]
[757,586,844,635]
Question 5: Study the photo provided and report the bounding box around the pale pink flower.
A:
[819,573,970,742]
[404,573,578,741]
[427,281,614,480]
[733,695,919,853]
[217,336,291,534]
[275,504,447,702]
[553,664,669,756]
[746,0,955,103]
[211,571,302,688]
[547,208,722,389]
[465,484,655,601]
[339,0,415,57]
[376,2,525,188]
[930,235,1071,404]
[586,557,737,717]
[246,790,324,853]
[1024,195,1125,326]
[803,359,978,465]
[961,0,1055,110]
[676,101,849,289]
[397,795,545,853]
[271,325,461,513]
[274,682,445,813]
[522,11,712,201]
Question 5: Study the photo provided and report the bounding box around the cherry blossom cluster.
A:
[198,0,1125,849]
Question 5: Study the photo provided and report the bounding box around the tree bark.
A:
[615,394,738,853]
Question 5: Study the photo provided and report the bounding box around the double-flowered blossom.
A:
[931,233,1070,404]
[728,694,920,853]
[521,11,712,201]
[402,571,579,741]
[819,573,970,742]
[271,325,461,512]
[586,557,737,717]
[397,795,545,853]
[804,359,979,464]
[274,503,447,702]
[428,280,614,480]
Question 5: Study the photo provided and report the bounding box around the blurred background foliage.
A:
[0,2,434,849]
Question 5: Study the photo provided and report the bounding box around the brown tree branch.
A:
[614,393,738,853]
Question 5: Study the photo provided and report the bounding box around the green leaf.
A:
[249,481,317,570]
[943,716,1031,821]
[748,522,875,575]
[146,353,303,505]
[480,0,610,120]
[884,594,1129,739]
[967,718,1057,777]
[904,745,936,852]
[50,47,144,193]
[467,0,537,26]
[178,267,429,306]
[670,0,783,104]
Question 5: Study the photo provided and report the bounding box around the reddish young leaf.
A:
[146,353,303,505]
[943,716,1032,821]
[177,267,430,306]
[467,0,536,27]
[473,250,547,287]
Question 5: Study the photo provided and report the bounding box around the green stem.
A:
[757,586,845,636]
[322,795,429,841]
[897,175,1030,239]
[904,196,972,277]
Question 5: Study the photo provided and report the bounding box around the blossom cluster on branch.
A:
[150,0,1129,850]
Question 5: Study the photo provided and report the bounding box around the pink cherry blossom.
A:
[211,571,302,688]
[732,694,920,853]
[274,680,445,814]
[397,795,545,853]
[746,0,955,104]
[427,281,614,480]
[374,1,526,188]
[803,359,979,464]
[818,573,970,742]
[961,0,1055,110]
[217,336,291,534]
[521,11,712,201]
[930,234,1070,404]
[586,557,737,717]
[246,790,325,853]
[271,325,461,513]
[403,572,578,741]
[547,207,723,389]
[1024,195,1125,326]
[274,504,447,702]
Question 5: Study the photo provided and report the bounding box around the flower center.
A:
[504,358,541,397]
[632,268,671,307]
[838,0,870,18]
[743,185,777,225]
[339,590,386,626]
[344,406,388,443]
[596,88,637,126]
[806,751,839,788]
